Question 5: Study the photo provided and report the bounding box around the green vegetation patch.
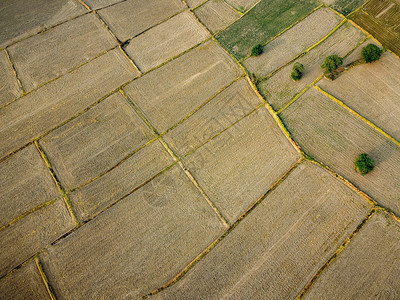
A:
[216,0,319,60]
[355,153,374,174]
[251,44,263,56]
[330,0,367,16]
[321,54,343,74]
[290,62,304,81]
[361,43,382,62]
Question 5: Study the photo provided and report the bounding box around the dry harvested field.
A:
[153,161,371,299]
[1,0,400,299]
[123,40,243,133]
[0,50,22,106]
[225,0,260,12]
[183,107,300,224]
[280,88,400,215]
[163,77,262,157]
[186,0,207,8]
[97,0,186,42]
[318,51,400,141]
[304,209,400,299]
[7,13,118,91]
[125,11,210,72]
[350,0,400,56]
[259,21,366,111]
[194,0,241,34]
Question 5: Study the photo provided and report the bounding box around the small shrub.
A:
[251,44,263,56]
[321,55,343,73]
[354,153,374,175]
[290,62,304,81]
[250,72,259,84]
[361,44,382,63]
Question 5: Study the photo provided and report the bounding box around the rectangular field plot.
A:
[0,50,21,107]
[0,198,74,277]
[155,162,371,299]
[84,0,123,10]
[123,41,242,133]
[242,7,343,78]
[280,88,400,216]
[0,145,59,228]
[259,21,365,112]
[0,0,87,48]
[163,78,262,157]
[318,51,400,141]
[0,49,139,159]
[225,0,260,12]
[320,0,367,15]
[194,0,240,34]
[305,210,400,299]
[0,260,51,300]
[216,0,320,60]
[98,0,185,42]
[41,166,225,299]
[186,0,207,8]
[350,0,400,56]
[40,92,154,191]
[125,11,210,72]
[70,140,174,222]
[184,107,300,224]
[8,13,117,91]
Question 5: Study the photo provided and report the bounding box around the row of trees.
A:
[251,43,383,81]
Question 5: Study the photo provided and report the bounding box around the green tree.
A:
[321,55,343,73]
[354,153,374,175]
[251,44,263,56]
[361,44,382,63]
[290,62,304,81]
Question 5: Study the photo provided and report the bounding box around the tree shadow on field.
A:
[368,130,400,168]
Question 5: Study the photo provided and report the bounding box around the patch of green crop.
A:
[331,0,367,16]
[216,0,319,60]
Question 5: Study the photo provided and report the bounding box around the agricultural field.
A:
[7,13,118,91]
[242,6,343,78]
[258,21,366,112]
[0,49,140,158]
[225,0,260,12]
[186,0,207,8]
[163,78,262,157]
[350,0,400,56]
[320,0,367,15]
[123,41,242,133]
[125,11,210,72]
[194,0,241,34]
[280,88,400,215]
[304,209,400,299]
[183,107,300,224]
[97,0,185,42]
[0,50,22,106]
[155,161,371,298]
[70,140,175,222]
[1,0,400,299]
[216,0,320,59]
[317,51,400,141]
[0,0,87,49]
[39,92,155,190]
